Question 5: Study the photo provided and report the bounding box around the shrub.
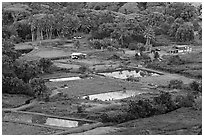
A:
[100,111,133,123]
[77,105,84,113]
[153,92,177,112]
[73,40,81,49]
[2,76,33,96]
[29,78,49,99]
[38,58,53,73]
[153,104,168,115]
[175,23,194,42]
[127,99,155,118]
[174,93,195,108]
[168,79,184,89]
[89,39,102,49]
[14,60,42,83]
[193,96,202,111]
[79,66,89,73]
[126,76,140,82]
[141,53,151,60]
[107,46,117,51]
[189,81,202,93]
[101,38,120,49]
[167,55,184,65]
[198,27,202,40]
[128,43,137,50]
[89,38,120,49]
[79,74,89,78]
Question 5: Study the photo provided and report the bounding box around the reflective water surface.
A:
[82,90,144,101]
[3,112,90,128]
[99,70,160,79]
[49,77,81,82]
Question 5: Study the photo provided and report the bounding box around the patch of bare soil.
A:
[108,107,202,135]
[2,122,64,135]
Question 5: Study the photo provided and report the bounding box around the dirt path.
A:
[2,122,63,135]
[3,100,40,112]
[73,126,124,135]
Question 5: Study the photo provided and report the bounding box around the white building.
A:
[71,53,87,59]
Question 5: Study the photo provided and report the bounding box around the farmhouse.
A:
[168,45,192,54]
[71,52,87,59]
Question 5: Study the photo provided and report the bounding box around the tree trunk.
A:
[145,38,149,46]
[57,31,60,38]
[120,35,124,47]
[49,27,53,39]
[11,13,17,24]
[31,24,35,41]
[145,38,150,51]
[41,30,43,40]
[36,28,41,41]
[46,29,49,39]
[49,30,52,39]
[31,32,35,42]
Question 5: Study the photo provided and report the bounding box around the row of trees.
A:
[2,2,202,46]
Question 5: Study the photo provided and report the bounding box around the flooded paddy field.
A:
[3,111,93,128]
[82,90,147,101]
[98,69,161,79]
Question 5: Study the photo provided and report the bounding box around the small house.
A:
[168,45,192,54]
[71,53,87,59]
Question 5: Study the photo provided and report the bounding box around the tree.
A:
[94,23,115,39]
[29,13,47,41]
[43,14,55,39]
[137,43,145,53]
[73,40,81,49]
[198,27,202,40]
[165,2,197,22]
[192,18,200,31]
[38,58,53,73]
[118,2,140,14]
[111,22,134,48]
[2,40,21,60]
[147,12,165,26]
[168,22,180,37]
[174,18,184,24]
[15,19,32,41]
[14,60,42,83]
[29,78,49,99]
[175,23,194,42]
[2,55,16,77]
[143,25,155,50]
[3,3,31,24]
[159,22,171,35]
[166,15,175,24]
[2,76,32,95]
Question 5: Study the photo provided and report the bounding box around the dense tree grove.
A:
[2,40,51,98]
[2,2,201,46]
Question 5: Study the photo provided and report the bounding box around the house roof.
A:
[173,45,189,48]
[71,53,86,56]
